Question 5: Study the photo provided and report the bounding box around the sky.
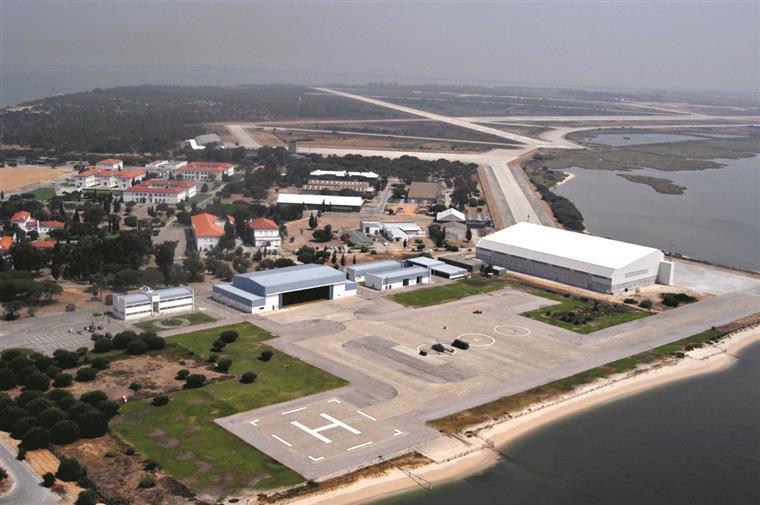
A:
[1,1,759,97]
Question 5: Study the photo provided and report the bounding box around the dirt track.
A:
[0,165,74,192]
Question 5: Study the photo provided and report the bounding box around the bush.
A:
[639,299,653,309]
[112,331,138,349]
[212,339,226,349]
[90,357,110,370]
[39,406,67,428]
[21,426,50,450]
[129,382,141,391]
[184,374,206,389]
[138,475,156,488]
[174,369,189,380]
[53,350,80,369]
[661,294,680,307]
[259,350,274,362]
[23,371,50,391]
[11,416,37,439]
[53,373,73,388]
[216,359,232,373]
[124,447,136,456]
[143,459,160,471]
[80,390,108,406]
[97,400,120,418]
[51,420,80,444]
[220,330,238,343]
[92,338,113,353]
[42,472,56,487]
[46,365,62,379]
[78,410,109,438]
[126,339,149,355]
[240,371,257,384]
[151,395,170,407]
[56,457,86,481]
[26,397,54,416]
[17,448,26,460]
[624,298,637,304]
[75,367,98,382]
[142,334,166,351]
[75,490,99,505]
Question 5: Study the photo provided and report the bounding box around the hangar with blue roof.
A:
[212,264,356,313]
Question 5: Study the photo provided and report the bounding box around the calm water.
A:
[584,132,703,146]
[553,155,760,271]
[379,342,760,505]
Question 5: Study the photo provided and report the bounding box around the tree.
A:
[216,359,232,373]
[240,371,257,384]
[312,224,333,243]
[56,457,86,481]
[21,426,49,450]
[80,390,108,406]
[154,241,177,281]
[201,183,209,193]
[75,490,99,505]
[152,395,169,407]
[340,254,346,267]
[53,373,73,388]
[78,409,108,438]
[220,330,238,343]
[39,407,67,428]
[184,374,206,389]
[465,227,472,242]
[352,255,357,265]
[42,472,56,487]
[259,350,274,362]
[183,251,205,282]
[50,420,80,444]
[308,213,317,229]
[75,367,98,382]
[3,300,24,320]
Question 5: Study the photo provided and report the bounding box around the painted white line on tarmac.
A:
[249,419,260,427]
[308,455,324,462]
[281,407,307,415]
[356,410,377,422]
[272,434,293,447]
[347,441,373,452]
[393,429,404,437]
[328,398,341,404]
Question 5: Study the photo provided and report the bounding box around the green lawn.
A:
[390,278,508,308]
[134,312,217,333]
[28,186,56,201]
[111,322,347,496]
[520,291,650,334]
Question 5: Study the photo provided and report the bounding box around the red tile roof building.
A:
[0,236,13,254]
[249,217,281,250]
[176,161,235,182]
[124,180,197,204]
[74,167,146,189]
[192,213,226,251]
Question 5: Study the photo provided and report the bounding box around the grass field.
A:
[28,186,57,200]
[112,322,347,496]
[431,328,723,433]
[520,291,649,334]
[390,278,508,308]
[134,312,217,333]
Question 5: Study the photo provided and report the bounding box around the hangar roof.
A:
[369,266,430,283]
[476,222,662,277]
[233,263,346,295]
[346,260,401,274]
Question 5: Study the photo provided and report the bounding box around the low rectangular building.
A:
[113,286,194,320]
[212,264,356,313]
[176,161,235,181]
[475,222,673,294]
[406,181,440,205]
[302,179,374,195]
[276,193,363,212]
[124,179,197,204]
[344,260,402,282]
[364,266,432,291]
[405,256,468,279]
[192,213,226,251]
[438,253,484,273]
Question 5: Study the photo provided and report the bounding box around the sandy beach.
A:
[280,325,760,505]
[554,170,575,187]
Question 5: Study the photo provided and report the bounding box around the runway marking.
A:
[281,407,307,415]
[347,441,373,452]
[328,398,342,404]
[272,434,292,447]
[308,455,324,462]
[393,429,404,437]
[494,325,531,337]
[456,333,495,347]
[292,413,362,444]
[249,419,260,427]
[356,410,377,421]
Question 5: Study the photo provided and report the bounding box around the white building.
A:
[344,260,402,282]
[146,160,169,171]
[475,222,674,294]
[276,193,363,212]
[112,286,194,321]
[309,169,379,179]
[192,212,226,251]
[364,266,432,291]
[436,208,466,223]
[248,217,281,251]
[124,180,197,204]
[74,167,146,189]
[176,161,234,181]
[360,221,425,242]
[95,158,123,170]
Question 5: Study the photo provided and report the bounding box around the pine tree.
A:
[340,254,346,267]
[465,227,472,242]
[352,255,357,265]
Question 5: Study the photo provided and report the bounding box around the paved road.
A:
[226,123,261,149]
[0,440,58,505]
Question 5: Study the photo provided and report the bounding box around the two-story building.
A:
[74,167,146,189]
[249,217,281,251]
[124,180,197,204]
[191,212,226,251]
[175,161,235,182]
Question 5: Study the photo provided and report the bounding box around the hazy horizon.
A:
[2,0,758,103]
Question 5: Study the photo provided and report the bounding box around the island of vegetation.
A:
[616,174,687,194]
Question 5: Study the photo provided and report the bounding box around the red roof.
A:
[177,161,234,173]
[31,240,56,249]
[249,217,278,231]
[38,220,65,228]
[10,211,31,222]
[191,213,224,238]
[0,236,13,252]
[125,179,195,194]
[76,167,145,179]
[97,158,122,164]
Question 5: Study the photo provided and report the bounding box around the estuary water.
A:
[378,342,760,505]
[553,155,760,271]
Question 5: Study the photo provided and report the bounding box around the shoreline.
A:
[553,170,575,187]
[281,325,760,505]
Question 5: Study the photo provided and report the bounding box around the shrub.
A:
[623,298,637,304]
[81,390,108,406]
[53,373,73,388]
[661,294,680,307]
[42,472,56,487]
[11,416,37,439]
[75,490,99,505]
[216,359,232,373]
[53,350,80,369]
[17,448,26,460]
[21,426,50,450]
[175,369,190,380]
[129,382,141,391]
[112,331,138,349]
[212,339,226,349]
[56,457,86,481]
[46,365,62,379]
[39,407,67,428]
[138,475,156,488]
[151,395,170,407]
[90,357,109,370]
[75,367,98,382]
[26,397,54,416]
[259,350,274,362]
[97,400,120,418]
[126,339,149,355]
[142,334,166,351]
[0,406,28,432]
[92,338,113,353]
[51,420,80,444]
[78,410,109,438]
[23,371,50,391]
[76,347,88,356]
[15,390,44,407]
[220,330,238,343]
[143,459,160,471]
[639,299,653,309]
[240,372,257,384]
[124,447,136,456]
[184,374,206,389]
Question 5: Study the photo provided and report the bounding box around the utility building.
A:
[364,266,431,291]
[113,286,195,320]
[476,222,674,294]
[212,264,356,313]
[405,256,468,279]
[344,260,402,282]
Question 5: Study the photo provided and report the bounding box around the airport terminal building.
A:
[212,264,356,313]
[476,222,674,294]
[113,286,195,320]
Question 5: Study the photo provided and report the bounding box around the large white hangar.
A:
[212,264,356,313]
[476,222,674,294]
